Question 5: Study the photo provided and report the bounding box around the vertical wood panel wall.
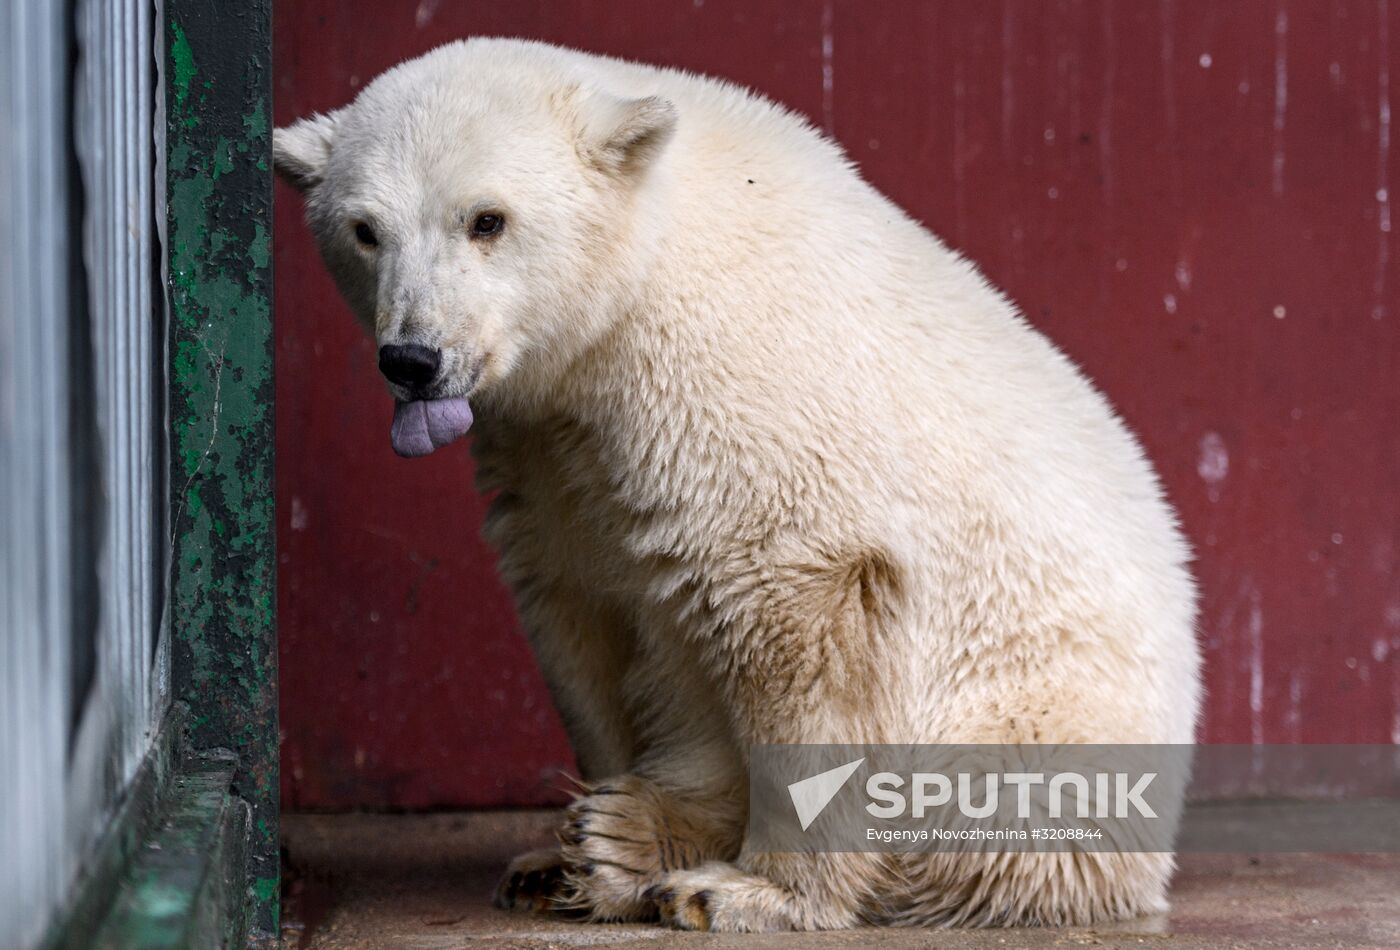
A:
[274,1,1400,809]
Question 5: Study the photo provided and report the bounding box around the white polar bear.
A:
[275,38,1201,932]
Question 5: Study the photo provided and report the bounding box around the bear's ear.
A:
[273,111,340,192]
[577,93,677,177]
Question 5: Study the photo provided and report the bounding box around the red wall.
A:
[275,1,1400,810]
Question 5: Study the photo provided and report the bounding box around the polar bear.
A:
[275,38,1201,932]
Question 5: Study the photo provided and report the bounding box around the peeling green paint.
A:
[251,877,278,906]
[169,24,196,116]
[165,0,277,940]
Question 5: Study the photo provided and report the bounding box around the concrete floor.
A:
[281,810,1400,949]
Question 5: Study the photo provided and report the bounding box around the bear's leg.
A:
[494,581,639,915]
[553,631,748,920]
[513,581,639,780]
[646,555,902,931]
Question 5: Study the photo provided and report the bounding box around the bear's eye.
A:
[353,222,378,247]
[470,212,505,238]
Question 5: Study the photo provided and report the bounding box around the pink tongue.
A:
[390,397,473,457]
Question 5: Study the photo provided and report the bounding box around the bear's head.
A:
[274,41,677,435]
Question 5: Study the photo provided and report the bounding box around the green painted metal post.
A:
[164,0,278,939]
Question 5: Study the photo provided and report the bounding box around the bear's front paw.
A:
[644,878,711,931]
[555,775,693,921]
[646,863,790,933]
[493,847,575,915]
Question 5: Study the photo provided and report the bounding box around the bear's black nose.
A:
[378,343,442,390]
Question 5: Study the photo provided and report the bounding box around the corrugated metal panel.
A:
[75,0,166,784]
[0,1,82,942]
[0,0,166,944]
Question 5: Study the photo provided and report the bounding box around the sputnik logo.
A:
[786,757,865,830]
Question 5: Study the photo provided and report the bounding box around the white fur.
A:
[276,38,1201,932]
